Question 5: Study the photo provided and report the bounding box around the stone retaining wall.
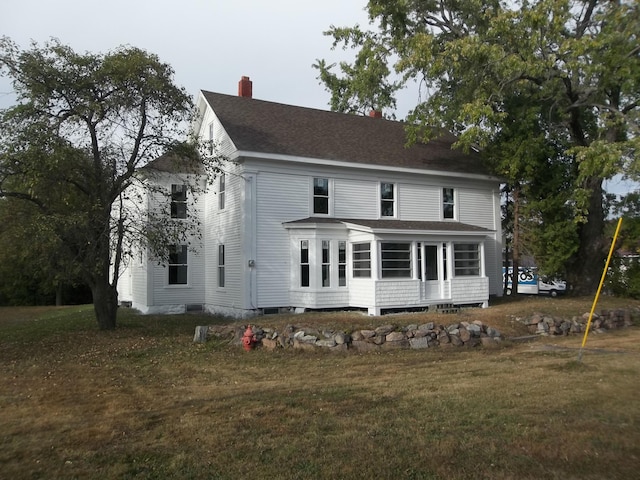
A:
[194,321,503,351]
[194,308,638,351]
[515,309,637,336]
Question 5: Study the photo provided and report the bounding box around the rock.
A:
[316,338,337,348]
[386,331,406,342]
[293,339,316,351]
[437,333,450,344]
[261,338,278,350]
[351,331,364,341]
[300,335,318,344]
[334,332,349,345]
[450,335,464,347]
[328,344,348,353]
[409,337,430,349]
[418,322,435,331]
[375,325,395,335]
[413,329,428,338]
[486,326,501,338]
[458,327,471,342]
[193,325,209,343]
[360,330,376,339]
[480,337,497,347]
[372,335,385,345]
[381,339,409,349]
[466,323,482,337]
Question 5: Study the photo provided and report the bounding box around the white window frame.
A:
[312,177,331,215]
[219,173,226,210]
[300,240,310,287]
[380,242,412,278]
[170,184,187,219]
[453,243,481,277]
[352,242,371,278]
[338,241,347,287]
[321,240,330,287]
[218,244,225,288]
[443,187,456,220]
[380,182,396,217]
[168,245,188,285]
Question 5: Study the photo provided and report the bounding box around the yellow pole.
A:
[577,217,623,362]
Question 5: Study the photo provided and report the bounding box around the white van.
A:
[503,267,567,297]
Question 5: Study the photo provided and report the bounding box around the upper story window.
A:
[171,184,187,219]
[219,173,226,210]
[443,187,455,219]
[380,182,395,217]
[313,178,329,215]
[208,122,214,155]
[168,245,188,285]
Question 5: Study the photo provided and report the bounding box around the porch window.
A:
[381,242,411,278]
[219,173,226,210]
[338,241,346,286]
[443,187,455,219]
[218,244,225,287]
[322,240,330,287]
[380,182,395,217]
[168,245,188,285]
[453,243,480,276]
[313,178,329,214]
[300,240,310,287]
[170,184,187,219]
[352,242,371,278]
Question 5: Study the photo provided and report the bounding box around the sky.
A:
[0,0,635,196]
[0,0,399,111]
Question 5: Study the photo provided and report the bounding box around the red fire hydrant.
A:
[242,325,257,351]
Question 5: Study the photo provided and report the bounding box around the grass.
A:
[1,296,640,479]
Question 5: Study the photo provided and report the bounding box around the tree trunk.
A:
[91,280,119,330]
[568,177,606,295]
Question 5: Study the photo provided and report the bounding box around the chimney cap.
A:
[369,110,383,118]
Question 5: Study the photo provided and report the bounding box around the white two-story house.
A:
[118,76,503,317]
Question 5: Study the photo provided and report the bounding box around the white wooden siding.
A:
[203,161,245,310]
[334,178,378,218]
[398,184,441,221]
[255,170,309,307]
[458,189,496,229]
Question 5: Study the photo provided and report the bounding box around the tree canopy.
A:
[315,0,640,294]
[0,38,210,329]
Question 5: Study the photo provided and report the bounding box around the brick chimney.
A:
[369,110,382,118]
[238,76,253,98]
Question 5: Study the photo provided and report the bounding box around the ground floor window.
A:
[168,245,188,285]
[453,243,480,276]
[381,242,411,278]
[300,240,310,287]
[352,242,371,278]
[322,240,330,287]
[218,244,225,287]
[338,241,346,286]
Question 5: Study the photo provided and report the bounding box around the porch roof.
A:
[283,217,493,234]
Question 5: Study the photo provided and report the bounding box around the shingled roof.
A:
[201,91,492,177]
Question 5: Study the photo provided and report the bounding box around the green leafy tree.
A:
[0,38,213,329]
[315,0,640,294]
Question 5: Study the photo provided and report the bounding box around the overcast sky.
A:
[0,0,635,196]
[0,0,404,111]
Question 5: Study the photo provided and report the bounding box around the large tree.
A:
[316,0,639,294]
[0,38,209,329]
